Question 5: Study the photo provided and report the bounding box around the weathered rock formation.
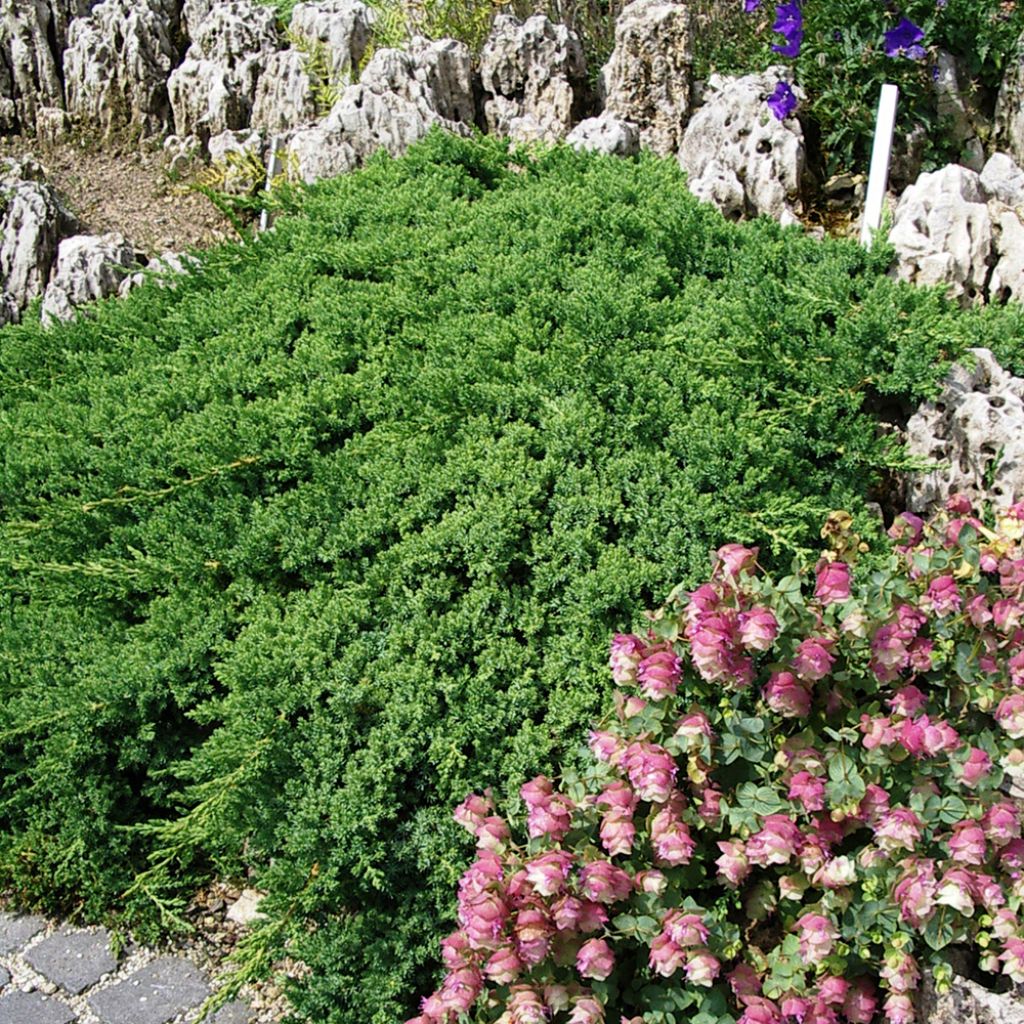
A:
[167,0,278,142]
[0,0,97,133]
[207,126,264,192]
[250,49,315,132]
[409,35,474,125]
[996,30,1024,170]
[288,0,371,84]
[0,156,78,323]
[283,42,472,183]
[478,14,586,144]
[888,153,1024,306]
[678,70,804,226]
[598,0,690,157]
[567,112,639,157]
[920,963,1024,1024]
[889,164,992,305]
[906,348,1024,512]
[41,231,139,322]
[63,0,181,136]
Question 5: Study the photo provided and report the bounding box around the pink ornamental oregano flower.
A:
[411,500,1024,1024]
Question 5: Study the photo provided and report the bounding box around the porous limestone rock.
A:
[283,45,469,183]
[167,0,279,141]
[996,32,1024,170]
[920,965,1024,1024]
[1,153,45,183]
[118,249,194,296]
[0,291,19,325]
[181,0,210,41]
[988,206,1024,303]
[41,232,138,323]
[287,0,371,84]
[677,70,804,226]
[409,35,474,125]
[250,48,315,132]
[566,112,639,156]
[34,103,71,142]
[0,158,78,320]
[206,127,264,192]
[1,0,93,131]
[0,55,16,132]
[63,0,180,136]
[188,0,276,66]
[906,348,1024,512]
[981,151,1024,208]
[933,49,984,171]
[478,14,586,143]
[599,0,691,157]
[888,164,992,305]
[163,131,201,175]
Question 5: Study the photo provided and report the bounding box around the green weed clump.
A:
[1,133,1023,1022]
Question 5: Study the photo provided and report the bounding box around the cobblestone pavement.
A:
[0,912,253,1024]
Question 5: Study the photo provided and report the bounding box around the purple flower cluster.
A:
[767,81,798,121]
[771,0,804,57]
[743,1,931,121]
[884,16,926,59]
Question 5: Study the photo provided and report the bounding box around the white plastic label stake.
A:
[860,83,899,247]
[259,136,285,233]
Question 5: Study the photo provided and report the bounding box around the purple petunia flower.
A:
[884,17,926,59]
[771,1,804,57]
[767,80,798,120]
[744,0,761,10]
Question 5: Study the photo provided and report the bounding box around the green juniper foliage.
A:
[2,133,1023,1023]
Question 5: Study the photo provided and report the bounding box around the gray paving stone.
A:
[0,966,8,989]
[211,1002,251,1023]
[25,926,118,994]
[88,956,209,1024]
[0,989,76,1024]
[0,912,47,953]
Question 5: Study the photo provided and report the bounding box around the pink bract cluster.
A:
[411,498,1024,1024]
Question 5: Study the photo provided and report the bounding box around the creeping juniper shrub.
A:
[2,133,1024,1022]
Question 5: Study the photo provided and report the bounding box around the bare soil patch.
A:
[1,135,235,257]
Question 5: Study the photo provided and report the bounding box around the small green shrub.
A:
[2,133,1024,1022]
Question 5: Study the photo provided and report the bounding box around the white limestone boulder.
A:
[566,112,639,157]
[0,159,79,321]
[906,348,1024,512]
[888,164,992,305]
[678,70,804,226]
[981,151,1024,208]
[41,232,138,323]
[1,0,91,131]
[283,45,469,184]
[167,0,279,141]
[409,36,473,125]
[287,0,371,84]
[250,49,315,132]
[207,127,264,193]
[63,0,179,136]
[478,14,587,144]
[599,0,691,157]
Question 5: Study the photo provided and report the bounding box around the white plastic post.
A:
[860,83,899,247]
[259,136,285,233]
